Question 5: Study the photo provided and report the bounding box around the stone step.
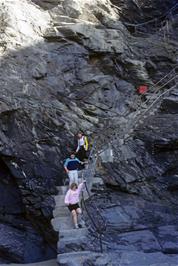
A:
[57,251,94,266]
[51,216,73,231]
[53,206,69,218]
[0,260,58,266]
[58,250,178,266]
[60,228,88,239]
[57,251,107,266]
[57,235,88,252]
[56,185,68,195]
[54,195,65,207]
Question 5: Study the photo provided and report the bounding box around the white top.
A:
[78,136,85,146]
[76,136,85,152]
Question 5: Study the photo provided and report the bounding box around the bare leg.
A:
[71,210,78,228]
[76,208,85,226]
[76,208,82,215]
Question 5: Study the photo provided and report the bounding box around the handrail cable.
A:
[98,70,177,153]
[135,82,177,124]
[113,70,177,136]
[84,182,107,228]
[81,195,105,252]
[124,68,177,117]
[132,73,177,117]
[133,75,177,128]
[80,137,107,253]
[114,82,177,146]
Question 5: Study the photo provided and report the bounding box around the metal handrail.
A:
[135,80,177,124]
[124,83,177,144]
[81,188,107,252]
[83,181,107,230]
[99,69,177,153]
[127,68,177,117]
[79,138,107,253]
[118,83,177,146]
[128,74,178,130]
[81,201,103,252]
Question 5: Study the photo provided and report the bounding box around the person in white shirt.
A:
[76,132,88,163]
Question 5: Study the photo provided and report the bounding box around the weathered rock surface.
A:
[0,0,177,263]
[84,188,178,265]
[111,0,178,23]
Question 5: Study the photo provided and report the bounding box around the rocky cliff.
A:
[0,0,177,263]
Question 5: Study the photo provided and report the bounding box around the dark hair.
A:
[70,151,76,155]
[70,183,78,190]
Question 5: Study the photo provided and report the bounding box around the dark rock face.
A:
[84,189,178,264]
[0,157,56,263]
[0,0,177,263]
[102,107,178,195]
[111,0,177,23]
[31,0,60,10]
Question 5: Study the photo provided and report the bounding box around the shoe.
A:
[74,224,79,229]
[78,224,83,228]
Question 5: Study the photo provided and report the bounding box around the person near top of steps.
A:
[64,152,84,185]
[76,131,89,162]
[64,181,86,229]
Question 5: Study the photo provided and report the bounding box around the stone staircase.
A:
[51,172,105,265]
[51,170,178,266]
[0,260,58,266]
[50,66,178,265]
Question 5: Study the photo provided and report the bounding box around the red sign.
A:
[137,85,148,94]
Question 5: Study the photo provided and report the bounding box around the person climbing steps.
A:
[76,132,89,165]
[75,132,89,170]
[64,152,84,185]
[64,181,86,229]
